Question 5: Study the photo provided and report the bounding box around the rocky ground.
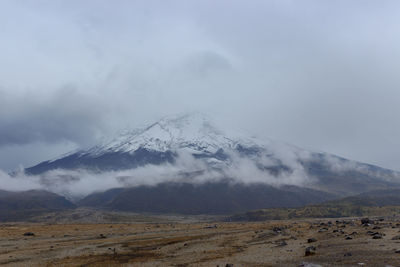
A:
[0,216,400,266]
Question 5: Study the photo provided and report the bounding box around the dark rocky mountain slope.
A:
[79,181,336,214]
[0,190,75,221]
[17,113,400,215]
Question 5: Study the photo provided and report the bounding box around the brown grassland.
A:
[1,214,400,266]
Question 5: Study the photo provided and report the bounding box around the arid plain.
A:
[1,211,400,266]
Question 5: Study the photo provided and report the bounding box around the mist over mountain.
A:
[0,112,392,215]
[1,1,400,216]
[2,3,400,266]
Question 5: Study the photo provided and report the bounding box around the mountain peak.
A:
[24,112,400,202]
[85,112,233,156]
[154,111,223,139]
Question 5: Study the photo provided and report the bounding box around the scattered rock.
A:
[344,252,352,257]
[392,235,400,240]
[345,236,353,240]
[23,232,35,236]
[305,246,316,256]
[395,249,400,254]
[307,238,317,243]
[225,264,234,267]
[298,262,322,267]
[99,234,106,239]
[361,218,373,225]
[372,233,383,239]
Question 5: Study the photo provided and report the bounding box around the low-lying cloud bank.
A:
[1,148,398,200]
[0,150,315,199]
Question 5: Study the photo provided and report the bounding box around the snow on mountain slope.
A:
[22,112,400,199]
[88,112,235,154]
[81,112,273,156]
[6,112,400,214]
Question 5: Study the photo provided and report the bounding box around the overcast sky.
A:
[1,0,400,171]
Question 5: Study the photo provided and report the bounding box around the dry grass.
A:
[0,217,400,266]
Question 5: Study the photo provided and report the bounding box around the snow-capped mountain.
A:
[86,112,239,155]
[24,112,400,212]
[51,112,276,160]
[26,112,288,175]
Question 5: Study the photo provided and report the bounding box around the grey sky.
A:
[1,0,400,171]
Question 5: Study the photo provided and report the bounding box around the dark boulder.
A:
[305,246,316,256]
[361,218,373,225]
[23,232,35,236]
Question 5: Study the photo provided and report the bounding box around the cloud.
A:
[1,141,398,199]
[322,154,400,183]
[0,87,108,147]
[0,148,314,199]
[182,50,233,77]
[1,0,400,171]
[0,169,42,192]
